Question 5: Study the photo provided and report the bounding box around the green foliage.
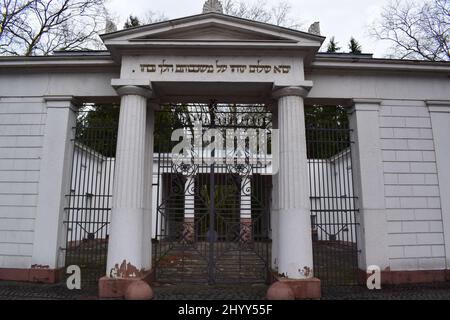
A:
[198,178,239,237]
[305,105,350,159]
[326,37,341,53]
[75,103,272,158]
[154,103,271,153]
[75,103,351,161]
[200,183,238,209]
[124,15,141,29]
[76,104,120,158]
[305,105,348,130]
[154,104,192,153]
[348,37,362,54]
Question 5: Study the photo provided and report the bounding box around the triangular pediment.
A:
[140,25,285,41]
[102,12,324,46]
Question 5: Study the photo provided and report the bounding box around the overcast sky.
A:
[107,0,407,58]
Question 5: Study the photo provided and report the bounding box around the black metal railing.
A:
[63,105,119,287]
[306,105,359,286]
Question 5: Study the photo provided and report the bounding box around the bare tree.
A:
[0,1,34,52]
[141,10,168,25]
[370,0,450,61]
[0,0,109,56]
[222,0,303,29]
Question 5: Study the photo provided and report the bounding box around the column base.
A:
[99,269,155,299]
[268,272,321,300]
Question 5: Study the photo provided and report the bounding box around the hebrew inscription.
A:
[139,60,291,75]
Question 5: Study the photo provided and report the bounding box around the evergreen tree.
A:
[124,15,141,29]
[76,104,120,157]
[348,37,362,54]
[305,105,350,159]
[326,37,341,53]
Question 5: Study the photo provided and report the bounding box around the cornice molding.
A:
[311,58,450,74]
[348,99,382,114]
[427,101,450,113]
[44,95,81,109]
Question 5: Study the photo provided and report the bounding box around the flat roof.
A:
[0,50,448,74]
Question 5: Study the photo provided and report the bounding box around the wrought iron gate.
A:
[306,105,359,286]
[63,105,118,286]
[62,103,358,287]
[153,103,272,284]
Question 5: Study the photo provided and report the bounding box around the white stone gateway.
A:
[0,5,449,300]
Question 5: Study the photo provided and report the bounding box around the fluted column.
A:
[272,86,313,279]
[271,108,280,270]
[142,102,157,271]
[106,85,153,278]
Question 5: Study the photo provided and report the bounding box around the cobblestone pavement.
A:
[0,281,98,300]
[0,280,449,300]
[322,282,450,300]
[153,283,268,300]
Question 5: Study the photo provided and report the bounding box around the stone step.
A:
[154,242,269,284]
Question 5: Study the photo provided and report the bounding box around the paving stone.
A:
[321,282,450,300]
[0,280,449,300]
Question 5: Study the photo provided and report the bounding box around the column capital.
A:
[114,85,153,99]
[426,100,450,113]
[272,86,311,100]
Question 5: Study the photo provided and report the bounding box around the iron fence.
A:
[63,106,119,286]
[306,105,360,286]
[61,103,359,288]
